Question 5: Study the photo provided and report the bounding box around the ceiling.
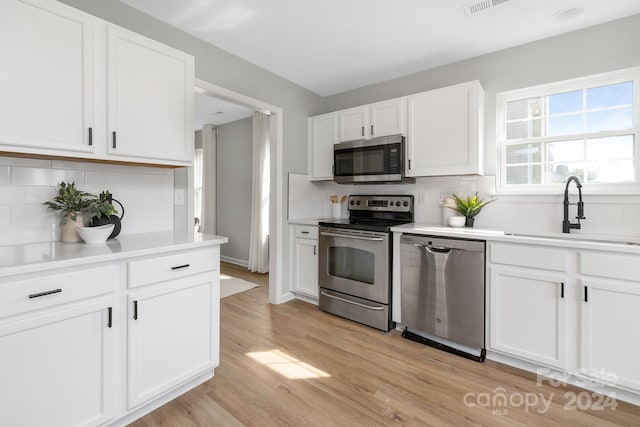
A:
[194,93,253,129]
[120,0,640,96]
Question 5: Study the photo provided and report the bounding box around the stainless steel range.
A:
[318,195,414,331]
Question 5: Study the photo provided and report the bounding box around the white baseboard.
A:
[220,255,248,267]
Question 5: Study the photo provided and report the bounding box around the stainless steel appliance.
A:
[318,195,414,331]
[333,134,415,184]
[400,234,486,361]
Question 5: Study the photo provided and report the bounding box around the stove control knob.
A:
[350,200,355,205]
[403,201,409,207]
[356,200,361,206]
[395,201,401,207]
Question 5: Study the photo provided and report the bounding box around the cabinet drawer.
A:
[0,265,117,318]
[579,252,640,282]
[490,243,566,272]
[128,247,219,288]
[295,225,318,239]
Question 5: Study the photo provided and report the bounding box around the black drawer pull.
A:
[133,300,138,320]
[29,288,62,299]
[107,307,113,328]
[171,264,190,270]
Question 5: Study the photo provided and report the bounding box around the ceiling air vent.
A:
[465,0,513,16]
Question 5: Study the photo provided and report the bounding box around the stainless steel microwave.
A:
[333,134,415,184]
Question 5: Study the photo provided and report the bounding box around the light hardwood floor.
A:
[131,267,640,426]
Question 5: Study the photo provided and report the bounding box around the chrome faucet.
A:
[562,175,585,233]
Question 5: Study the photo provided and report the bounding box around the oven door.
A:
[318,227,390,303]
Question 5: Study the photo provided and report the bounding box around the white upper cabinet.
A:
[308,113,338,181]
[407,80,484,176]
[107,26,194,163]
[0,0,95,154]
[370,98,406,138]
[338,98,406,142]
[0,0,194,166]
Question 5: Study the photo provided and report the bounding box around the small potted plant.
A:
[43,181,95,242]
[449,192,495,227]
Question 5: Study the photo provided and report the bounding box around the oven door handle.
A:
[320,232,385,242]
[320,291,385,311]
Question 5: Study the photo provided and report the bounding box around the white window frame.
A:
[496,67,640,194]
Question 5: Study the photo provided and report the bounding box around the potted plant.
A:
[43,181,95,242]
[449,192,495,227]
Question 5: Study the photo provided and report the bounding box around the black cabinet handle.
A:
[584,286,588,302]
[560,282,564,299]
[29,288,62,299]
[107,307,113,328]
[133,300,138,320]
[361,126,364,137]
[171,264,190,270]
[112,131,117,149]
[408,159,412,170]
[371,125,374,135]
[301,231,309,235]
[88,127,93,146]
[313,245,317,255]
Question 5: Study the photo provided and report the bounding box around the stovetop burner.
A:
[318,195,414,232]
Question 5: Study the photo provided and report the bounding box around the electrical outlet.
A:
[174,189,185,205]
[417,192,427,205]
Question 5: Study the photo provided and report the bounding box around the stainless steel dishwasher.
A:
[400,234,486,362]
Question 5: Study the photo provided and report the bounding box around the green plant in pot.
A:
[87,191,123,239]
[449,192,495,227]
[43,181,95,242]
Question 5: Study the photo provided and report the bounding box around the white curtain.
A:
[248,112,270,273]
[200,125,217,235]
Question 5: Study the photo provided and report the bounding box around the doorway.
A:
[194,79,284,304]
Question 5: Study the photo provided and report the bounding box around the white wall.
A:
[216,117,253,264]
[0,156,174,245]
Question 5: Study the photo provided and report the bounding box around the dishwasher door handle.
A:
[413,243,452,253]
[321,291,385,311]
[321,232,384,242]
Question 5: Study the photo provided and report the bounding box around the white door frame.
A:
[194,79,285,304]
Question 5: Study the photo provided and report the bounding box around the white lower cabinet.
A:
[291,225,319,299]
[0,298,116,427]
[128,275,217,408]
[578,251,640,392]
[490,266,568,369]
[0,242,222,426]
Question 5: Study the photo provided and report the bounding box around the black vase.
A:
[91,198,124,239]
[465,217,475,228]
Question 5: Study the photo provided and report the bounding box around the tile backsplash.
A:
[290,174,640,239]
[0,156,175,246]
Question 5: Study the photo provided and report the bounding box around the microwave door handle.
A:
[320,232,384,242]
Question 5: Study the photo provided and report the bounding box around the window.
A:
[496,68,640,192]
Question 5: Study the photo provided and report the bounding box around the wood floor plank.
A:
[133,273,640,426]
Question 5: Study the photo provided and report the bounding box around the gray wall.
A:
[321,14,640,176]
[216,118,253,263]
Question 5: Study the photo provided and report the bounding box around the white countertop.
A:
[391,223,640,254]
[288,217,335,226]
[0,231,228,278]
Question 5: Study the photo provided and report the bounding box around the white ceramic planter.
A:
[61,213,84,243]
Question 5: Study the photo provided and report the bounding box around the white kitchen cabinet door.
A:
[407,80,483,176]
[489,266,568,369]
[0,299,115,427]
[0,0,95,154]
[128,275,217,409]
[370,98,406,138]
[339,106,369,141]
[580,279,640,392]
[293,237,319,298]
[308,113,338,180]
[107,25,194,164]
